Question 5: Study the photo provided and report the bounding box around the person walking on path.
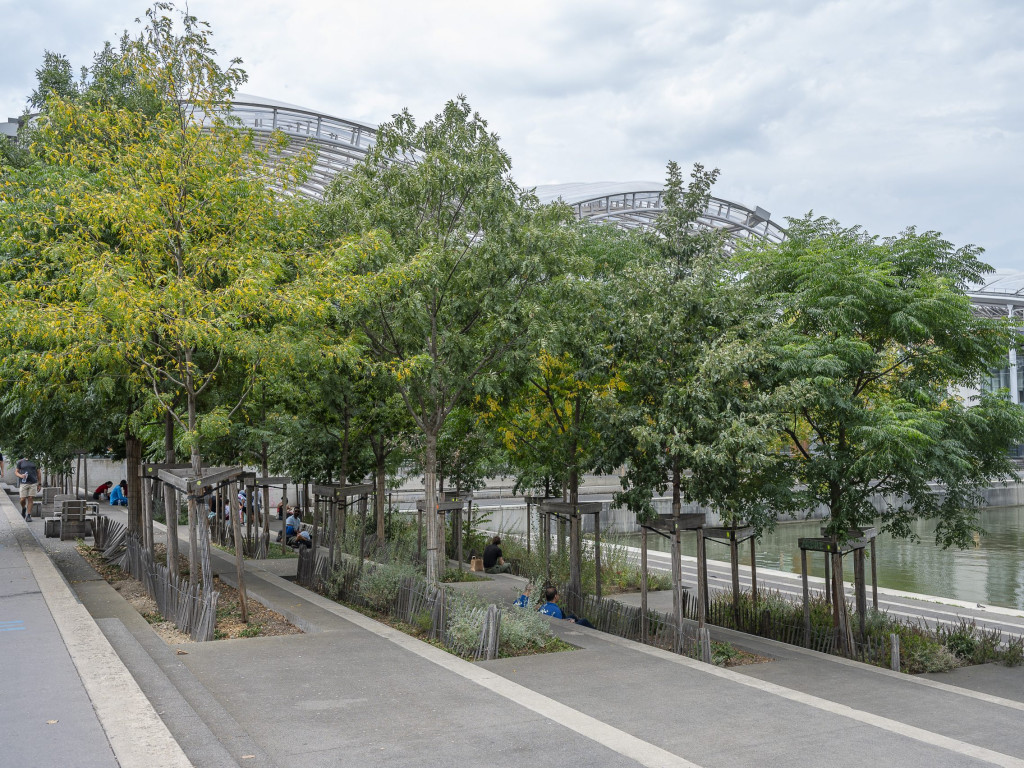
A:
[483,536,512,574]
[15,456,40,521]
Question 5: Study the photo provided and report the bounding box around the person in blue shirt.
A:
[537,586,595,627]
[284,508,302,545]
[538,586,564,618]
[109,480,128,506]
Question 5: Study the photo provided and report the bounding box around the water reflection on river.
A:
[617,505,1024,610]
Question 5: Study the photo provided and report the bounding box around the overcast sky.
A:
[2,0,1021,270]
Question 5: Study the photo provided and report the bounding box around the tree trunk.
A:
[832,546,849,656]
[424,428,443,583]
[337,421,349,563]
[375,446,387,542]
[164,412,180,580]
[125,428,143,536]
[229,484,249,623]
[568,462,581,616]
[261,442,271,557]
[671,461,682,641]
[641,526,649,644]
[186,389,201,586]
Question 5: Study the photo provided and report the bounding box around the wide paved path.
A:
[15,499,1024,768]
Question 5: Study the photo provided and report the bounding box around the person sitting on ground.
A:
[284,507,302,545]
[293,528,312,550]
[483,535,512,574]
[537,586,595,628]
[109,480,128,506]
[92,481,113,501]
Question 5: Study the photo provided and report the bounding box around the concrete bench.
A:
[44,499,102,541]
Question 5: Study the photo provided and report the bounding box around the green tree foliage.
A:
[0,3,311,583]
[610,161,782,525]
[738,215,1024,548]
[324,96,575,581]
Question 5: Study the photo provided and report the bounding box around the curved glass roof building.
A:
[227,95,787,248]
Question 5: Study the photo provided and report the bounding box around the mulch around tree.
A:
[77,543,301,643]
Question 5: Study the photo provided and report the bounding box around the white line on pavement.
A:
[268,570,704,768]
[596,631,1024,768]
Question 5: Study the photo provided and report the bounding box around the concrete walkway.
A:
[11,496,1024,767]
[0,491,190,768]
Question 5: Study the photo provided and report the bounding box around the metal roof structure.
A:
[224,96,788,247]
[967,270,1024,319]
[533,181,786,248]
[227,94,380,199]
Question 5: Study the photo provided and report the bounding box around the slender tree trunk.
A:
[186,390,201,586]
[671,460,682,643]
[375,445,387,542]
[832,546,849,655]
[424,428,442,583]
[164,412,180,580]
[125,428,143,536]
[261,442,271,556]
[337,419,349,562]
[229,485,249,623]
[641,526,649,644]
[568,457,581,616]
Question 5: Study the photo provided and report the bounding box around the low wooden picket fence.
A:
[303,552,502,660]
[100,522,219,642]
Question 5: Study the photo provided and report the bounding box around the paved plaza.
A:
[4,491,1024,768]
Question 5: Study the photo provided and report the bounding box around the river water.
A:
[617,505,1024,611]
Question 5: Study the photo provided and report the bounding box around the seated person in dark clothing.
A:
[482,536,512,574]
[93,481,113,501]
[537,587,595,628]
[293,528,312,549]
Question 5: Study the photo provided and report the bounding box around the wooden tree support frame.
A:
[524,495,559,558]
[415,491,473,570]
[798,527,878,655]
[644,512,708,648]
[703,524,758,620]
[243,476,293,557]
[144,464,250,623]
[312,482,375,568]
[539,500,603,613]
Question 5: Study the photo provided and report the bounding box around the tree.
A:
[324,97,574,582]
[738,215,1024,643]
[1,4,310,597]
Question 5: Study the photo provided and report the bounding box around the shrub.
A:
[500,604,555,654]
[899,632,958,674]
[710,641,740,667]
[445,593,486,653]
[358,562,419,612]
[1003,637,1024,667]
[943,625,978,661]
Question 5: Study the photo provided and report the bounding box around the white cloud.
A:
[2,0,1021,269]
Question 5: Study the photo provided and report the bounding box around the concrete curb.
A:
[0,493,192,768]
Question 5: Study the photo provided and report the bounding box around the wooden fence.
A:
[101,524,219,642]
[306,554,502,660]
